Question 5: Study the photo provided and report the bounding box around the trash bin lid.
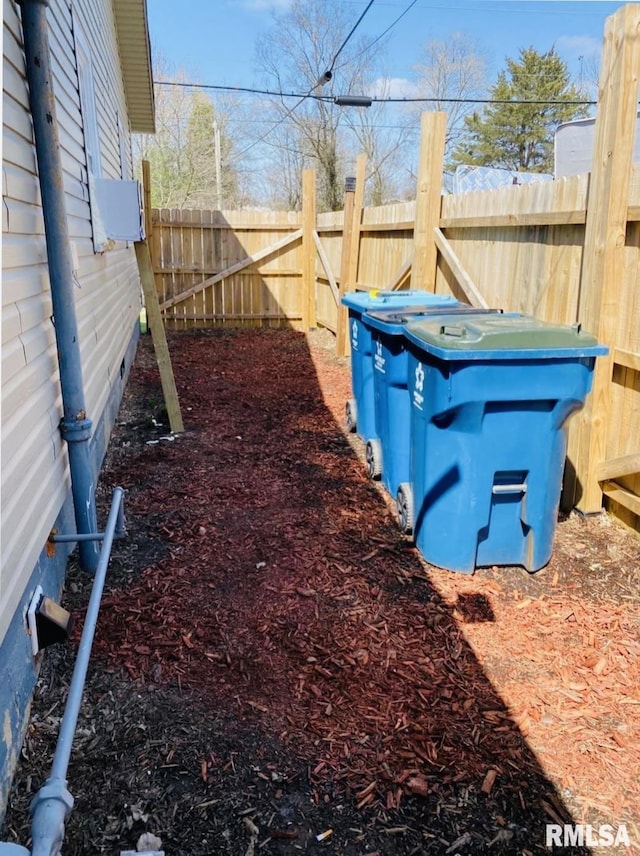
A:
[366,304,497,335]
[404,313,609,360]
[341,289,456,312]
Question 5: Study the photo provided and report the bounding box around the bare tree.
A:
[579,54,600,102]
[342,76,416,205]
[261,124,306,210]
[254,0,409,211]
[413,33,488,156]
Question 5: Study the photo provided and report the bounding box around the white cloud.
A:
[370,77,420,99]
[239,0,293,10]
[555,34,602,59]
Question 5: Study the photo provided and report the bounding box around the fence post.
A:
[411,112,447,292]
[135,241,185,433]
[348,154,366,293]
[336,155,366,357]
[302,169,317,330]
[142,159,153,249]
[574,4,640,513]
[336,180,357,356]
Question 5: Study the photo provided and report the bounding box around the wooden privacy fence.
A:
[149,208,306,328]
[144,4,640,533]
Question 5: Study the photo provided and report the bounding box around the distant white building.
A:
[554,114,640,177]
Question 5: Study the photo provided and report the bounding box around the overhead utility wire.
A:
[335,0,418,71]
[154,81,597,106]
[235,90,311,157]
[327,0,376,74]
[379,96,597,105]
[227,1,375,155]
[358,1,608,17]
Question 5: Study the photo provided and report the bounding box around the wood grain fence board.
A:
[169,312,294,322]
[573,4,640,513]
[135,241,184,432]
[160,208,173,325]
[302,169,317,329]
[313,230,339,305]
[387,256,413,291]
[142,160,152,243]
[187,210,199,328]
[439,211,587,228]
[153,220,297,231]
[412,112,446,291]
[348,155,366,297]
[614,348,640,372]
[174,208,186,329]
[201,210,213,322]
[336,185,356,357]
[597,452,640,482]
[602,481,640,517]
[606,362,640,518]
[159,208,171,307]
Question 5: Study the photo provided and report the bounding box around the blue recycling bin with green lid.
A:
[400,313,608,573]
[341,290,455,441]
[363,303,498,495]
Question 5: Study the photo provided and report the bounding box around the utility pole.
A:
[213,119,222,210]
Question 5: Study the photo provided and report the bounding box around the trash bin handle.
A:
[492,483,528,495]
[440,324,466,337]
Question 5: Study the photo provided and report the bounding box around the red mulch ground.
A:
[3,327,639,856]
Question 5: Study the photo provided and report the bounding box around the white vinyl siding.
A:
[118,114,130,179]
[75,28,101,179]
[1,0,144,644]
[74,17,103,251]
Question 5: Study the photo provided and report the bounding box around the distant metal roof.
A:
[112,0,155,134]
[453,165,552,194]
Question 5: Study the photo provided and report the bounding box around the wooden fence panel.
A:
[603,217,640,527]
[151,210,305,330]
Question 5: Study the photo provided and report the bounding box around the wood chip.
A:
[79,329,640,833]
[480,769,497,795]
[405,774,429,798]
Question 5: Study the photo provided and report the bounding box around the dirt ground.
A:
[2,327,639,856]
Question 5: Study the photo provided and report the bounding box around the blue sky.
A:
[147,0,627,97]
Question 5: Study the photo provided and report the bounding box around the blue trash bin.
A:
[363,303,496,495]
[400,313,608,573]
[341,290,450,441]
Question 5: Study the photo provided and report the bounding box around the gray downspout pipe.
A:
[18,0,100,573]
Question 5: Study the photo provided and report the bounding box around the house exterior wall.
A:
[1,0,144,815]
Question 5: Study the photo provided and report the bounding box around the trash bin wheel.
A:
[365,439,382,480]
[397,483,414,535]
[345,399,357,433]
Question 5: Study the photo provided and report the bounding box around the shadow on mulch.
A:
[3,328,626,856]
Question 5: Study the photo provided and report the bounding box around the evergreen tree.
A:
[450,47,589,173]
